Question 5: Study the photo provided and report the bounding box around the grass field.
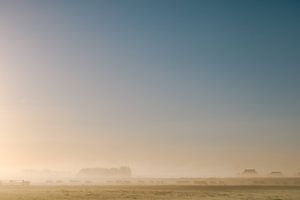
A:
[0,185,299,200]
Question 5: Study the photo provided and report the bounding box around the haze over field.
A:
[0,0,299,179]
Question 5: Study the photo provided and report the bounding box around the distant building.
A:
[78,166,131,179]
[241,169,259,177]
[269,171,283,177]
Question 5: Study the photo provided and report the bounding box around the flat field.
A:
[0,185,299,200]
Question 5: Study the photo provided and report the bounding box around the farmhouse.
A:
[269,171,283,177]
[241,169,259,177]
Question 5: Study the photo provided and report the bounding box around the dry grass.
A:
[0,185,299,200]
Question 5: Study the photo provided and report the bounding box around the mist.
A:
[0,0,299,182]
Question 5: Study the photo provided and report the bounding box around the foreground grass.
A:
[0,185,299,200]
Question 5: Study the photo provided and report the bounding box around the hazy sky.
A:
[0,0,299,177]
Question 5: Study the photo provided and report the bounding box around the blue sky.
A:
[0,0,299,176]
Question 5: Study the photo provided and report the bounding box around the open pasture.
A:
[0,185,299,200]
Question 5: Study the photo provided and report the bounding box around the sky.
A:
[0,0,299,177]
